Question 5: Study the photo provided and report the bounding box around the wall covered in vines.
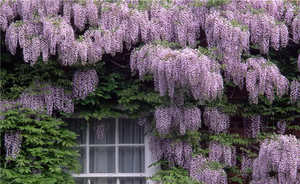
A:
[0,0,300,184]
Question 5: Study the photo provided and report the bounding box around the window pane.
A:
[74,178,117,184]
[120,178,146,184]
[78,148,87,173]
[90,119,115,144]
[90,178,116,184]
[74,178,88,184]
[119,119,144,144]
[65,118,86,144]
[90,147,115,173]
[119,147,145,173]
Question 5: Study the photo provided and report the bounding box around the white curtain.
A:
[119,118,144,144]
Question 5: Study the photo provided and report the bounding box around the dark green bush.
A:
[0,108,80,184]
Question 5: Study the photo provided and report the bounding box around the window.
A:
[67,118,157,184]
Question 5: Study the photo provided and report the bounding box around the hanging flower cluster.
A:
[241,154,254,177]
[154,106,201,135]
[149,136,192,169]
[4,131,22,159]
[203,107,230,134]
[298,54,300,72]
[250,177,280,184]
[243,115,261,138]
[204,10,250,87]
[251,135,300,184]
[1,0,299,68]
[1,0,299,105]
[208,141,237,167]
[245,57,289,104]
[290,80,300,104]
[189,154,228,184]
[276,120,286,135]
[17,83,74,115]
[131,44,223,101]
[292,14,300,44]
[72,69,99,100]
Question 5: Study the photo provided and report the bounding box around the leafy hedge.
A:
[0,108,79,184]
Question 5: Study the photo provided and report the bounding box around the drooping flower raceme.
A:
[203,107,230,134]
[241,154,254,177]
[72,69,99,100]
[130,44,223,101]
[17,82,74,115]
[154,106,201,135]
[276,120,286,135]
[189,154,228,184]
[149,136,192,169]
[290,80,300,104]
[4,131,22,159]
[251,135,300,184]
[208,141,236,167]
[243,115,261,138]
[245,58,289,104]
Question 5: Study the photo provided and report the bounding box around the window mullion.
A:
[116,118,119,184]
[86,122,90,174]
[116,118,119,173]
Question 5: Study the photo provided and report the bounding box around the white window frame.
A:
[72,118,159,184]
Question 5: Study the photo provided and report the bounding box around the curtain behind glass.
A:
[119,119,145,173]
[119,178,146,184]
[119,118,144,144]
[90,147,115,173]
[75,178,145,184]
[119,147,144,173]
[90,178,116,184]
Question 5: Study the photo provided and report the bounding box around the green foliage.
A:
[74,69,164,120]
[151,161,201,184]
[205,0,230,8]
[225,166,244,184]
[0,55,72,100]
[207,133,252,147]
[0,109,80,184]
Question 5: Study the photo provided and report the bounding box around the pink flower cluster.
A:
[72,69,99,100]
[149,136,192,169]
[154,106,201,135]
[241,154,254,177]
[245,58,289,104]
[243,115,261,138]
[189,154,228,184]
[4,131,22,159]
[276,120,286,135]
[290,80,300,104]
[131,44,223,101]
[17,82,74,115]
[252,135,300,183]
[1,0,299,68]
[203,107,230,134]
[208,141,236,167]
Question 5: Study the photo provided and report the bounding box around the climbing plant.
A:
[1,0,300,184]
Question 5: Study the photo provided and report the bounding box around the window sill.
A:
[72,173,148,178]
